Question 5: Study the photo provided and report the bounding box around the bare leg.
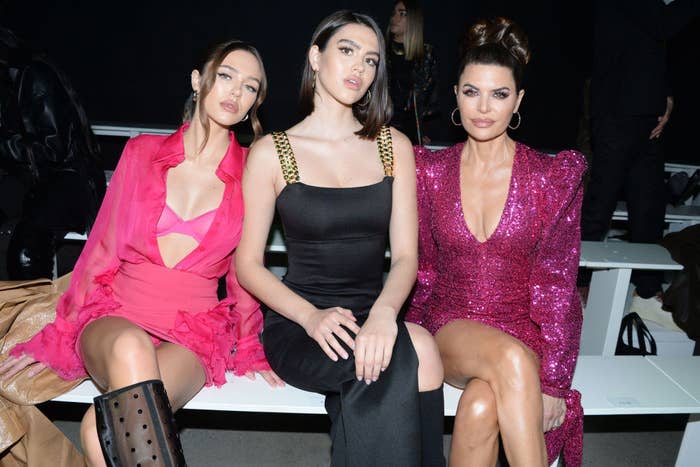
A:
[436,319,547,467]
[78,317,205,466]
[449,379,499,467]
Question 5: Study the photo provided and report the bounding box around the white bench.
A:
[579,241,683,356]
[612,201,700,230]
[51,356,700,466]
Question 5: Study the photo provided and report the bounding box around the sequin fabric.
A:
[406,142,586,466]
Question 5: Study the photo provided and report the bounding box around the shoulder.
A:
[519,143,587,185]
[414,142,460,176]
[245,133,284,173]
[388,126,412,155]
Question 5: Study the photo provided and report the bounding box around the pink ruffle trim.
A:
[172,298,239,387]
[10,268,121,381]
[228,333,271,377]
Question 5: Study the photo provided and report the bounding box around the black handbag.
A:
[616,312,657,356]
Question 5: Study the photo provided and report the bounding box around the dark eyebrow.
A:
[462,83,511,92]
[219,64,261,85]
[337,38,380,57]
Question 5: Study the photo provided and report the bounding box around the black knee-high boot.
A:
[420,387,446,467]
[93,379,187,467]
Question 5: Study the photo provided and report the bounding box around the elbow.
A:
[234,254,256,290]
[391,251,418,279]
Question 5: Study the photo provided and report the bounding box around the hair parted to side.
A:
[182,39,267,148]
[458,17,530,91]
[299,10,392,140]
[387,0,425,61]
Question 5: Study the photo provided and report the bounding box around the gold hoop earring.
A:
[241,113,249,122]
[359,89,372,108]
[508,111,521,130]
[312,71,317,90]
[192,91,198,102]
[451,107,461,126]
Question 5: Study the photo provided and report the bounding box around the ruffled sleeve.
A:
[528,150,587,398]
[226,250,270,376]
[405,146,438,326]
[10,138,135,379]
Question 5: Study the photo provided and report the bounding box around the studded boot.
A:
[93,379,187,467]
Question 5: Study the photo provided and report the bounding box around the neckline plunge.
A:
[456,142,519,245]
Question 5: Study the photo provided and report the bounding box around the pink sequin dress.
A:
[405,141,586,466]
[11,125,270,388]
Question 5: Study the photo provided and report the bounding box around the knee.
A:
[455,384,498,439]
[496,341,540,392]
[108,329,156,365]
[406,323,444,390]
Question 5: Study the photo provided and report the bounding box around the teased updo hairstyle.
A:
[183,39,268,147]
[299,10,392,140]
[458,17,530,91]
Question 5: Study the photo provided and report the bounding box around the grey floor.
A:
[47,405,686,467]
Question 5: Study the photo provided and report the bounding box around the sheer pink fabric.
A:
[406,142,586,466]
[12,125,269,387]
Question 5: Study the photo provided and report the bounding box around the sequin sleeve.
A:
[405,146,438,325]
[529,150,586,398]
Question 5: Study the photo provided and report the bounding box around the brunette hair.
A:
[299,10,391,140]
[458,17,530,91]
[183,39,267,147]
[386,0,425,61]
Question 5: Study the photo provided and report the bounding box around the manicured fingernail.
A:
[365,379,371,385]
[342,353,348,359]
[380,367,386,372]
[357,375,362,381]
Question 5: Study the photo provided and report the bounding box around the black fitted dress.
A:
[262,128,423,467]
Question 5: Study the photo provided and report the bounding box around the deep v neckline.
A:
[456,142,518,245]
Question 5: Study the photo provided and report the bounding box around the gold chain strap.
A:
[376,126,394,177]
[272,131,300,184]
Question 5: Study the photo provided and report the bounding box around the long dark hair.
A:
[299,10,391,140]
[458,17,530,91]
[183,40,267,148]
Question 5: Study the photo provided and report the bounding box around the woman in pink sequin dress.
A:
[405,18,585,467]
[0,40,282,466]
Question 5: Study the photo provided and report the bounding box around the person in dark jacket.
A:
[0,27,105,280]
[579,0,699,309]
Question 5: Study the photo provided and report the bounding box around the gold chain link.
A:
[272,131,300,184]
[377,126,394,177]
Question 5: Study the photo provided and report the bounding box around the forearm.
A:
[237,260,318,327]
[369,254,418,318]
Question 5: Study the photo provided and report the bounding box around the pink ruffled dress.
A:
[11,125,269,387]
[406,142,586,466]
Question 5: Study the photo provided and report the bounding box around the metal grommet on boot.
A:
[93,379,187,467]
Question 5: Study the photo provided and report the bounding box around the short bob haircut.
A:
[183,39,268,148]
[298,10,392,140]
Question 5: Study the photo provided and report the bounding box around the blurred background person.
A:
[386,0,439,144]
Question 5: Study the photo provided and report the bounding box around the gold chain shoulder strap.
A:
[271,131,300,184]
[376,125,394,177]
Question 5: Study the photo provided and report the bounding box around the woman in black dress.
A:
[236,10,445,467]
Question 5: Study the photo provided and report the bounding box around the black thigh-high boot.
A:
[420,387,446,467]
[93,379,187,467]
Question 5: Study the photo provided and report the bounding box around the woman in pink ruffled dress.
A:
[0,40,282,466]
[405,18,585,467]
